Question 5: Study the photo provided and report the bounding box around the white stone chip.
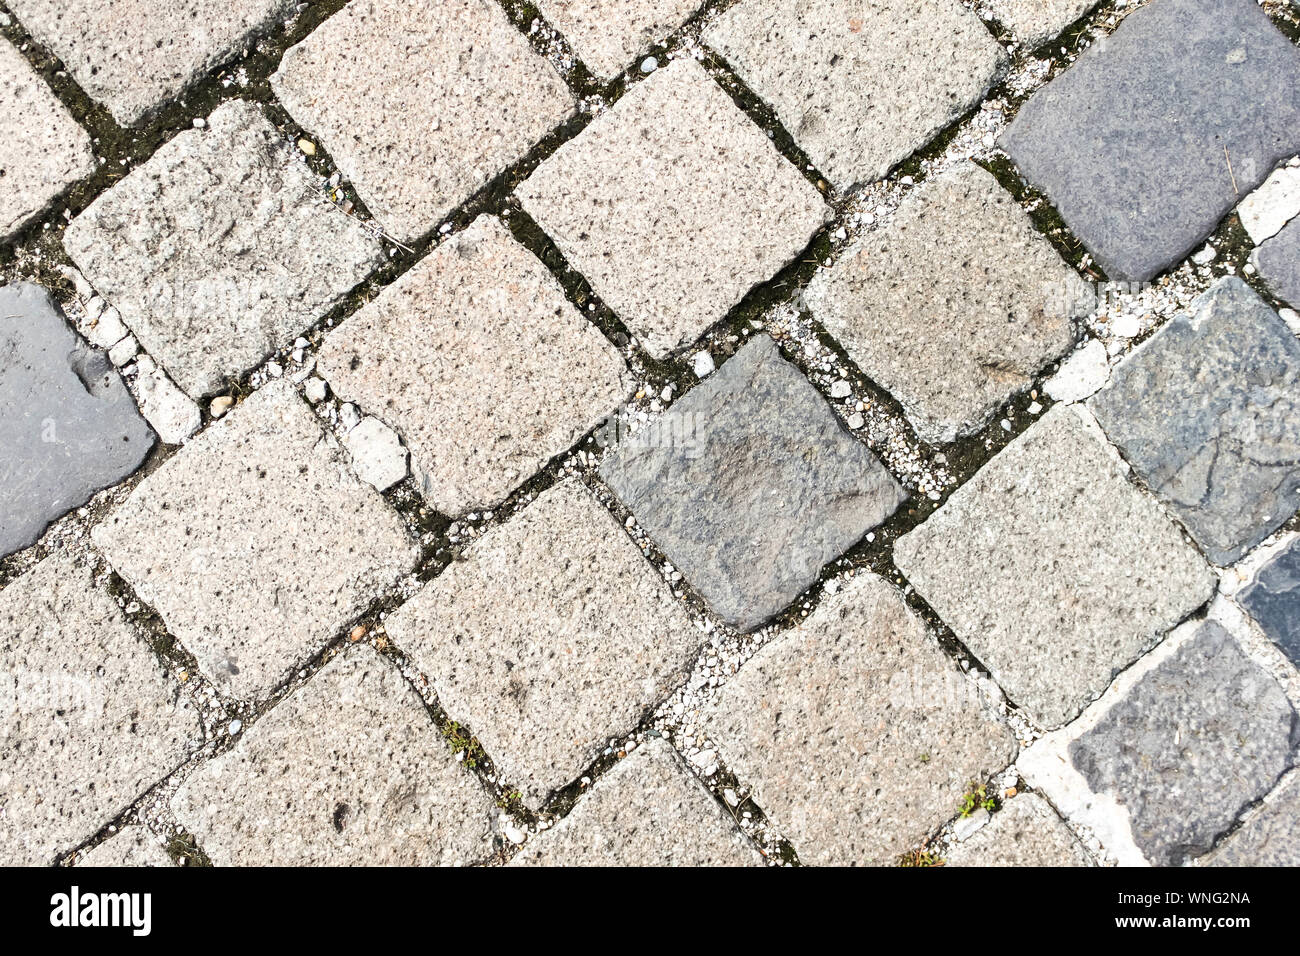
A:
[1044,339,1109,403]
[343,416,408,492]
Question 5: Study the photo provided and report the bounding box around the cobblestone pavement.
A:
[2,0,1300,868]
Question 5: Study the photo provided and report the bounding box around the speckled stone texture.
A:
[1068,621,1296,866]
[1237,537,1300,668]
[1200,772,1300,867]
[0,37,94,240]
[944,793,1093,867]
[92,381,418,702]
[704,0,1005,190]
[805,162,1087,444]
[386,480,699,809]
[895,406,1215,729]
[1256,216,1300,310]
[601,335,906,631]
[536,0,701,79]
[705,573,1016,866]
[1000,0,1300,281]
[171,647,496,866]
[1090,278,1300,565]
[0,554,200,866]
[5,0,293,125]
[273,0,574,243]
[319,215,631,516]
[984,0,1099,47]
[75,826,173,867]
[517,57,830,359]
[510,737,762,866]
[63,99,381,400]
[0,283,154,559]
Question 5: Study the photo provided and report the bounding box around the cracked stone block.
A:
[517,57,830,359]
[536,0,701,79]
[1237,537,1300,668]
[1257,216,1300,311]
[999,0,1300,281]
[5,0,292,125]
[705,573,1017,866]
[92,381,418,702]
[172,646,495,865]
[64,99,381,400]
[1201,772,1300,867]
[944,793,1093,867]
[1068,621,1296,866]
[805,162,1087,444]
[0,37,94,240]
[319,215,630,516]
[0,554,200,866]
[510,737,762,866]
[75,827,172,867]
[1090,278,1300,566]
[1,282,154,559]
[273,0,574,243]
[894,405,1215,729]
[601,335,905,631]
[386,480,699,809]
[704,0,1005,190]
[983,0,1099,47]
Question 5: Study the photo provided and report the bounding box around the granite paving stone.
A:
[703,0,1005,190]
[944,792,1093,867]
[318,215,631,516]
[999,0,1300,281]
[517,57,830,359]
[63,99,382,400]
[273,0,575,243]
[1256,216,1300,311]
[805,162,1087,444]
[0,554,200,866]
[92,381,418,702]
[0,283,154,559]
[1090,278,1300,565]
[600,334,906,631]
[510,737,762,866]
[1237,537,1300,668]
[75,826,173,867]
[385,480,700,809]
[983,0,1100,48]
[1200,772,1300,867]
[171,646,496,866]
[536,0,701,79]
[894,405,1215,729]
[704,573,1017,866]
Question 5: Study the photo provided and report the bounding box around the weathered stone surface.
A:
[273,0,574,243]
[172,647,495,866]
[1090,278,1300,565]
[704,0,1005,190]
[895,406,1215,729]
[0,554,200,866]
[64,99,381,399]
[1238,161,1300,244]
[1238,537,1300,668]
[705,573,1017,866]
[1257,216,1300,311]
[319,216,630,516]
[131,355,201,445]
[518,57,829,359]
[92,381,418,701]
[386,480,699,808]
[805,162,1086,444]
[1201,772,1300,867]
[983,0,1099,47]
[1068,621,1296,866]
[944,793,1093,867]
[0,283,154,559]
[6,0,292,125]
[601,335,906,631]
[536,0,700,79]
[0,37,94,239]
[1000,0,1300,281]
[75,826,173,867]
[510,737,762,866]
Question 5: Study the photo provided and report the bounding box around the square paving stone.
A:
[1201,772,1300,867]
[510,737,763,866]
[704,572,1017,866]
[983,0,1099,48]
[0,554,200,866]
[385,480,700,809]
[517,57,830,359]
[273,0,575,243]
[1237,537,1300,669]
[600,334,906,631]
[318,215,631,517]
[92,381,418,702]
[1090,278,1300,566]
[63,99,382,400]
[703,0,1005,190]
[999,0,1300,282]
[6,0,292,125]
[894,405,1215,729]
[1,282,154,559]
[75,826,173,867]
[944,792,1093,867]
[536,0,701,79]
[171,646,496,866]
[1256,216,1300,311]
[0,37,94,240]
[805,162,1087,444]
